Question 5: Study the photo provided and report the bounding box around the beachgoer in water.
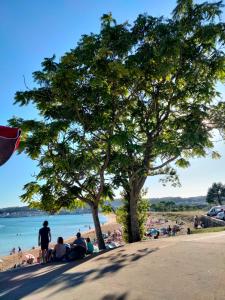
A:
[38,220,51,263]
[86,237,94,254]
[52,237,66,261]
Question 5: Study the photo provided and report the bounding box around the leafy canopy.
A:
[9,0,225,223]
[206,182,225,205]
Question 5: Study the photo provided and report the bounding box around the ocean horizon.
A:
[0,213,107,257]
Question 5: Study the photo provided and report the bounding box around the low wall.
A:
[200,215,225,228]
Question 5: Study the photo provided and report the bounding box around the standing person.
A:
[172,226,177,236]
[38,220,51,263]
[18,246,22,263]
[194,215,199,229]
[167,225,172,236]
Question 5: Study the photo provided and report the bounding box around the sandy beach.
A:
[0,213,120,272]
[0,211,196,272]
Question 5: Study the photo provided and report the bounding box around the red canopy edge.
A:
[0,126,21,166]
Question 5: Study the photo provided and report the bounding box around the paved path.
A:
[1,232,225,300]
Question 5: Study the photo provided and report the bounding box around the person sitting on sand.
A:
[154,231,159,239]
[52,237,66,261]
[69,232,87,260]
[38,220,51,263]
[86,237,94,254]
[73,232,87,249]
[194,215,199,229]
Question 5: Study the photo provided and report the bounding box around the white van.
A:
[207,206,225,217]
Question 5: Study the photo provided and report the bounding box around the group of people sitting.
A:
[41,233,94,263]
[146,224,180,239]
[38,221,95,264]
[47,233,94,263]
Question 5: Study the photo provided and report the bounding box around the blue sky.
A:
[1,0,225,207]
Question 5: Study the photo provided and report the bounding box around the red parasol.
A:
[0,126,21,166]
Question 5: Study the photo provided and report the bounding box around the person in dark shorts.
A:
[38,220,51,263]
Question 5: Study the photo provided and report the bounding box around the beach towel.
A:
[0,126,21,166]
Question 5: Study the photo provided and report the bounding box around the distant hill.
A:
[0,206,91,218]
[0,196,207,217]
[149,196,206,205]
[111,196,207,207]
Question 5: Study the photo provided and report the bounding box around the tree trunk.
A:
[129,191,141,242]
[127,176,147,243]
[91,204,106,250]
[217,193,222,205]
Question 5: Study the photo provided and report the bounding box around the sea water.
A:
[0,214,107,257]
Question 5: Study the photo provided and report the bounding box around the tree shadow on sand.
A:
[0,246,158,299]
[102,292,128,300]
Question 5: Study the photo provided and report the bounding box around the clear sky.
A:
[1,0,225,208]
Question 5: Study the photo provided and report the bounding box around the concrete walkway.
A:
[1,232,225,300]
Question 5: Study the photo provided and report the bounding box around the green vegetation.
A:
[116,197,149,243]
[151,201,207,212]
[191,226,225,234]
[206,183,225,206]
[155,210,205,223]
[10,0,225,243]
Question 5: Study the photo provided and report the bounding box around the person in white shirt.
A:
[53,237,66,261]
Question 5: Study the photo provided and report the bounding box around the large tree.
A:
[206,182,225,205]
[109,0,225,241]
[11,0,225,243]
[10,53,117,250]
[20,127,113,250]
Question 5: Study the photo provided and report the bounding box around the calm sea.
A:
[0,214,107,257]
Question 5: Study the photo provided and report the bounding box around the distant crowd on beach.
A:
[8,220,123,268]
[38,220,123,264]
[145,214,205,238]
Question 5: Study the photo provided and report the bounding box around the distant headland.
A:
[0,206,92,218]
[0,196,207,218]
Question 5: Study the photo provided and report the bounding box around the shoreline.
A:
[0,213,120,272]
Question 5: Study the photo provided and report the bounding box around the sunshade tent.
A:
[0,126,21,166]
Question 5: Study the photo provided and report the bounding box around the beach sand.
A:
[0,211,196,271]
[0,213,120,272]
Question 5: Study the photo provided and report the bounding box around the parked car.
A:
[207,206,225,217]
[214,211,225,220]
